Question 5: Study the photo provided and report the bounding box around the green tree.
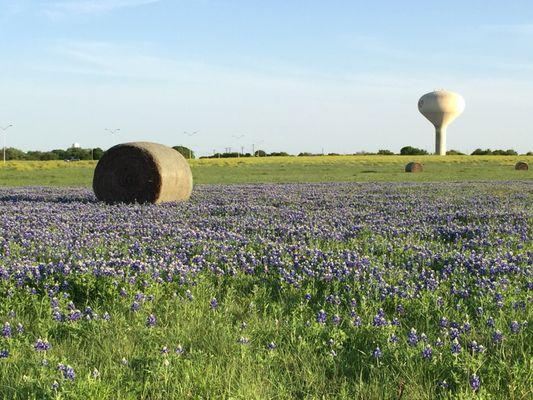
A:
[92,148,104,160]
[254,150,266,157]
[172,146,195,159]
[4,147,27,160]
[400,146,428,155]
[377,149,394,155]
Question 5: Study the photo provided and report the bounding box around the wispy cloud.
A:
[44,0,161,18]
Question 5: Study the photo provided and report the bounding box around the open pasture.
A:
[0,155,531,186]
[0,181,531,399]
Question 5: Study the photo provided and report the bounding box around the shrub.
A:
[400,146,428,155]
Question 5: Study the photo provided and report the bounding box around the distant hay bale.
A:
[405,162,423,173]
[515,161,528,171]
[93,142,193,204]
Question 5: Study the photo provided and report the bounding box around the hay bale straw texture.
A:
[515,161,528,171]
[405,162,423,173]
[93,142,193,204]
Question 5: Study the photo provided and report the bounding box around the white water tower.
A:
[418,90,465,155]
[71,142,81,149]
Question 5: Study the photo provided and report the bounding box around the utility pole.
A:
[1,124,13,164]
[184,131,197,160]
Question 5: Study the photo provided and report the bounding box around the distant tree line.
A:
[2,145,530,161]
[470,148,519,155]
[2,147,104,161]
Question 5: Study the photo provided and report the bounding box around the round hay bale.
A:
[93,142,193,204]
[405,162,423,173]
[515,161,528,171]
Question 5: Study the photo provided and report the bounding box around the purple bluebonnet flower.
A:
[352,316,362,326]
[52,310,64,322]
[92,368,100,379]
[58,364,75,380]
[210,298,218,310]
[470,374,480,391]
[131,301,141,312]
[408,328,418,346]
[51,381,59,390]
[16,323,24,333]
[185,290,194,301]
[267,342,277,350]
[451,339,462,354]
[372,313,387,327]
[486,317,495,328]
[421,345,432,360]
[102,312,111,321]
[175,345,184,355]
[240,321,247,330]
[316,309,327,324]
[449,327,460,340]
[435,338,444,347]
[304,293,311,301]
[146,314,156,327]
[510,321,520,334]
[492,330,503,343]
[389,334,399,344]
[2,322,12,338]
[332,314,341,325]
[68,310,82,321]
[438,380,449,389]
[372,347,382,358]
[8,310,15,318]
[0,349,9,358]
[161,346,169,355]
[34,339,51,351]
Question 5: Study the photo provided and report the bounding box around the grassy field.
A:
[0,182,531,399]
[0,155,531,186]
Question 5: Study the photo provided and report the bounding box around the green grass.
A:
[0,155,531,186]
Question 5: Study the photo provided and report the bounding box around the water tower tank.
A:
[418,90,465,155]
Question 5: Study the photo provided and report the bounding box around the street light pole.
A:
[184,131,197,159]
[1,124,13,164]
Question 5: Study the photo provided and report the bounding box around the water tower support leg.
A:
[435,127,447,155]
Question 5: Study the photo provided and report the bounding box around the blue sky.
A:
[1,0,532,155]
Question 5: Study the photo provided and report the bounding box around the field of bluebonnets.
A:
[0,181,531,399]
